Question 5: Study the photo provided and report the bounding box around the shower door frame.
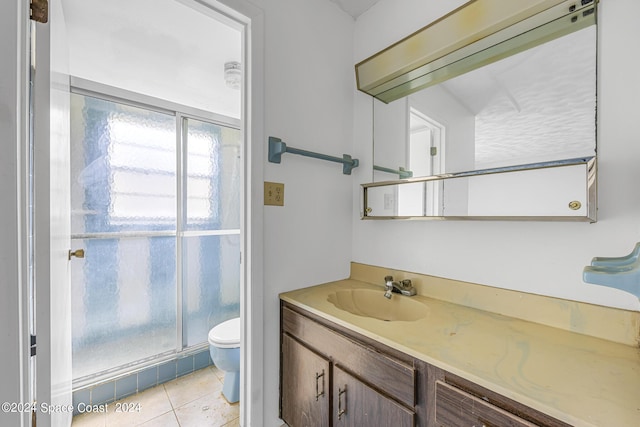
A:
[69,77,242,388]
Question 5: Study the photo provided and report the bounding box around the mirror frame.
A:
[362,157,597,221]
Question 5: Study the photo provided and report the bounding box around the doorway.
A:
[14,0,262,424]
[62,0,244,385]
[395,108,445,216]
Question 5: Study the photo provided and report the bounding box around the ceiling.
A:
[329,0,381,18]
[62,0,242,118]
[61,0,380,119]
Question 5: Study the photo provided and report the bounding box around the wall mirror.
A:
[360,0,598,221]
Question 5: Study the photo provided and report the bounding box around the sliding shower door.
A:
[182,118,241,347]
[70,91,240,382]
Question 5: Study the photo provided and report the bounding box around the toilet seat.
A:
[208,317,240,348]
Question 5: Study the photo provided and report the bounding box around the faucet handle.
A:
[399,279,417,296]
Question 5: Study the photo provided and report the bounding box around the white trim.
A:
[408,107,445,174]
[176,1,265,425]
[1,0,31,425]
[408,106,446,216]
[20,10,32,427]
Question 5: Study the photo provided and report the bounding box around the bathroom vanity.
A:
[279,264,640,427]
[281,303,420,426]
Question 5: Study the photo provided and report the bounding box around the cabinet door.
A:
[333,366,415,427]
[281,334,330,427]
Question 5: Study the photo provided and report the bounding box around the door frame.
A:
[188,1,265,424]
[4,0,265,426]
[0,0,31,426]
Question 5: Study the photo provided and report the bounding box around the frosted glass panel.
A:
[182,234,240,347]
[70,94,177,234]
[69,93,242,381]
[71,237,177,379]
[185,119,241,230]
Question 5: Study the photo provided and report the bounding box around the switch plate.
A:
[264,182,285,206]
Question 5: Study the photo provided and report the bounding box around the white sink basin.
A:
[327,288,427,322]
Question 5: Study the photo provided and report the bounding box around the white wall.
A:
[353,0,640,312]
[255,0,355,425]
[63,0,243,119]
[372,98,407,180]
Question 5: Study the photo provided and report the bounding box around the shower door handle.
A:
[68,249,85,260]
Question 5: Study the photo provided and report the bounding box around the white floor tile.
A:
[174,392,239,427]
[71,367,239,427]
[164,368,222,409]
[137,411,180,427]
[105,384,173,426]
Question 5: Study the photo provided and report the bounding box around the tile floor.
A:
[71,365,239,427]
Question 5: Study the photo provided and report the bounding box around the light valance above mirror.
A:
[355,0,597,103]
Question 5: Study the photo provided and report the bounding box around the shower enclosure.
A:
[69,87,241,383]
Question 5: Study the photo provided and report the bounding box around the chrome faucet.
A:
[384,275,416,299]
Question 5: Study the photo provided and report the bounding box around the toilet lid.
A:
[208,317,240,348]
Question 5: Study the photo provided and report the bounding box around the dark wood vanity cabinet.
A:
[280,301,571,427]
[433,373,572,427]
[280,302,420,427]
[333,366,415,427]
[281,334,414,427]
[281,334,330,427]
[435,381,537,427]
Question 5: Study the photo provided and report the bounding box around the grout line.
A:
[163,383,177,412]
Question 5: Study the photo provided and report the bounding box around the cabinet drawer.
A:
[282,305,416,408]
[435,381,536,427]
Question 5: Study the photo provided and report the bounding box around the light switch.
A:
[264,182,284,206]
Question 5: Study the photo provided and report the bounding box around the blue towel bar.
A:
[373,165,413,179]
[268,136,359,175]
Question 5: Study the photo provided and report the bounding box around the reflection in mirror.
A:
[364,157,596,221]
[372,24,597,181]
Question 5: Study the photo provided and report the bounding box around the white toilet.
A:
[208,317,240,403]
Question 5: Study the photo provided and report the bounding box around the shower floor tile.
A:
[72,366,239,427]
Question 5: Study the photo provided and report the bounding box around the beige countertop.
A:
[280,277,640,427]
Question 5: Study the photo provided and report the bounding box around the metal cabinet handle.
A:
[315,370,325,401]
[68,249,85,260]
[337,386,347,419]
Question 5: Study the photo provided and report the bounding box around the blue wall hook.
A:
[583,243,640,299]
